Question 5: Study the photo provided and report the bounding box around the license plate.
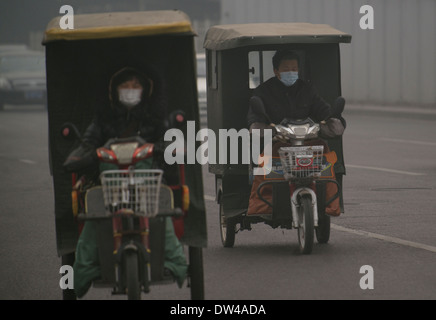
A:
[25,91,43,99]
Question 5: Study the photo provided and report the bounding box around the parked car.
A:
[0,50,46,110]
[0,44,28,54]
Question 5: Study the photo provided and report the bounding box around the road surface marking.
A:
[19,159,36,164]
[347,164,424,176]
[332,224,436,253]
[380,137,436,147]
[203,194,436,253]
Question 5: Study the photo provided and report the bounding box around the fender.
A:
[113,240,151,294]
[115,240,150,265]
[291,187,318,228]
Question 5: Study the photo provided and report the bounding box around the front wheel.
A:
[219,201,236,248]
[297,196,314,254]
[124,251,141,300]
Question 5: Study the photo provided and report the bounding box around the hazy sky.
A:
[0,0,220,44]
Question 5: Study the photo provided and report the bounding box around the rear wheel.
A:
[315,182,330,244]
[316,212,331,244]
[297,196,314,254]
[124,251,141,300]
[188,246,204,300]
[219,201,236,248]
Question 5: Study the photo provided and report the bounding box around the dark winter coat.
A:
[63,67,169,173]
[247,77,331,127]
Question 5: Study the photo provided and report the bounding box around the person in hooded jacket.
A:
[82,66,167,151]
[70,67,188,298]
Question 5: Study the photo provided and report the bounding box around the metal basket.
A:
[100,169,163,217]
[278,146,324,180]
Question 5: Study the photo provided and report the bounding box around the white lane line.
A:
[346,164,424,176]
[331,224,436,254]
[380,137,436,147]
[204,192,436,253]
[19,159,36,164]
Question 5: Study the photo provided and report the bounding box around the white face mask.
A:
[118,88,142,108]
[279,71,299,87]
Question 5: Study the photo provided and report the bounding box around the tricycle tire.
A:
[316,212,330,244]
[297,196,314,254]
[124,251,141,300]
[219,201,235,248]
[188,246,204,300]
[61,252,77,300]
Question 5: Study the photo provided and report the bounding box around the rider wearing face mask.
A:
[70,67,188,298]
[247,50,331,131]
[246,51,342,217]
[82,66,167,149]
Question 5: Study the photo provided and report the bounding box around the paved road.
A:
[0,103,435,300]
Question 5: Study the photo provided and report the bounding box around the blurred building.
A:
[0,0,220,53]
[221,0,436,107]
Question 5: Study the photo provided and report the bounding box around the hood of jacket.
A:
[108,66,167,120]
[109,67,153,112]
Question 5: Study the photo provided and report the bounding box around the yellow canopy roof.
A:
[43,10,195,43]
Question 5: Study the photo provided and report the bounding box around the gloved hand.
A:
[319,118,345,139]
[63,143,98,172]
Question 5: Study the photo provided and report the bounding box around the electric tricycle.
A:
[43,10,207,299]
[203,23,351,253]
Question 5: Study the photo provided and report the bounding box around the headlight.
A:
[0,77,11,90]
[135,144,153,160]
[97,148,115,161]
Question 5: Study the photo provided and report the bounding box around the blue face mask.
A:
[279,71,299,87]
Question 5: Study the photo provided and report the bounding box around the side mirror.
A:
[332,96,345,117]
[60,122,82,141]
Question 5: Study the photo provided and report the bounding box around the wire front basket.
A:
[278,146,324,180]
[100,169,163,217]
